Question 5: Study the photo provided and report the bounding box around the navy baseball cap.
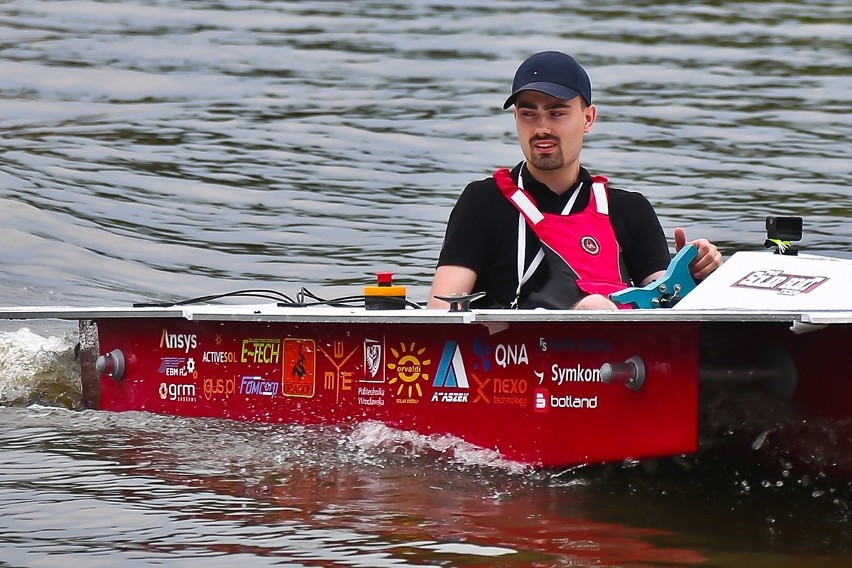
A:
[503,51,592,109]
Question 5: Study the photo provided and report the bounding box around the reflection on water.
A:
[1,404,849,566]
[0,0,850,565]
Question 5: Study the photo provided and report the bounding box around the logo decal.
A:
[471,337,492,372]
[203,376,235,400]
[534,388,548,412]
[362,338,385,383]
[387,342,431,403]
[534,387,598,411]
[431,341,469,403]
[159,329,197,353]
[239,375,279,397]
[734,270,827,296]
[159,382,197,402]
[241,338,281,364]
[158,357,196,377]
[319,341,357,403]
[202,350,237,363]
[358,385,385,407]
[282,339,316,397]
[433,341,469,388]
[551,363,602,385]
[472,373,527,407]
[494,343,529,368]
[581,236,600,255]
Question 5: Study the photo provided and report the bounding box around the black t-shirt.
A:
[436,163,671,308]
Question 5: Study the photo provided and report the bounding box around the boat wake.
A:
[348,420,532,474]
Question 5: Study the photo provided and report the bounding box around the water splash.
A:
[348,420,531,474]
[0,326,80,408]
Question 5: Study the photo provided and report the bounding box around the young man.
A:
[428,51,722,310]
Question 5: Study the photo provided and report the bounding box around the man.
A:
[428,51,722,310]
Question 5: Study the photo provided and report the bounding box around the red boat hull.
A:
[86,317,701,468]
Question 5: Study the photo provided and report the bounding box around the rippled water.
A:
[1,0,850,565]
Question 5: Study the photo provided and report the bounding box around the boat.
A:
[1,217,850,472]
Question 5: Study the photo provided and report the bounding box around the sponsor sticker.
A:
[319,341,357,403]
[159,381,197,403]
[472,374,528,407]
[203,376,236,400]
[534,388,548,412]
[202,350,237,364]
[239,375,279,397]
[533,387,598,412]
[362,338,385,383]
[431,341,469,403]
[550,363,602,386]
[734,270,827,296]
[494,343,529,368]
[241,338,281,364]
[282,339,316,397]
[158,357,195,377]
[538,337,612,353]
[160,329,198,353]
[358,385,385,407]
[387,341,431,403]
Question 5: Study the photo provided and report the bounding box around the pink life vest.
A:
[493,167,630,308]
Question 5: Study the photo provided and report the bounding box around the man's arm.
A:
[427,265,478,308]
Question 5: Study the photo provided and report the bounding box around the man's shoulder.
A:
[469,163,521,188]
[466,175,499,190]
[450,172,519,220]
[588,177,657,220]
[598,181,652,207]
[607,185,649,200]
[601,184,662,235]
[457,172,505,202]
[582,169,643,197]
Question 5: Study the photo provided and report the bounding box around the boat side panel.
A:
[788,324,852,420]
[702,322,852,421]
[90,318,700,468]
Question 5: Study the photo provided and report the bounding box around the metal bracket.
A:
[600,356,646,391]
[95,349,126,380]
[433,291,486,312]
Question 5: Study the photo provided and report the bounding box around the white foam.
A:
[348,420,531,474]
[0,327,77,403]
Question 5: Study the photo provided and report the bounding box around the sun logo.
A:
[387,342,431,399]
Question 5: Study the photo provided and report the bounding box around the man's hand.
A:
[674,227,722,281]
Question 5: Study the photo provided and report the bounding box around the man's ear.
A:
[584,104,597,133]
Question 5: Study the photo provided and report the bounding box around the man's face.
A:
[512,91,596,173]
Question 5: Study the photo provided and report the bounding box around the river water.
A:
[1,1,850,566]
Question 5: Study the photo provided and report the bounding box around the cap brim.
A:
[502,82,583,109]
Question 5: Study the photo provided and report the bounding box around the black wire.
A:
[285,287,422,309]
[133,287,423,309]
[133,288,296,308]
[280,294,422,309]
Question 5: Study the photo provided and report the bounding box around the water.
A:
[1,0,850,565]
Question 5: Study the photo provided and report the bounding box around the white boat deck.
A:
[2,252,850,325]
[0,303,850,325]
